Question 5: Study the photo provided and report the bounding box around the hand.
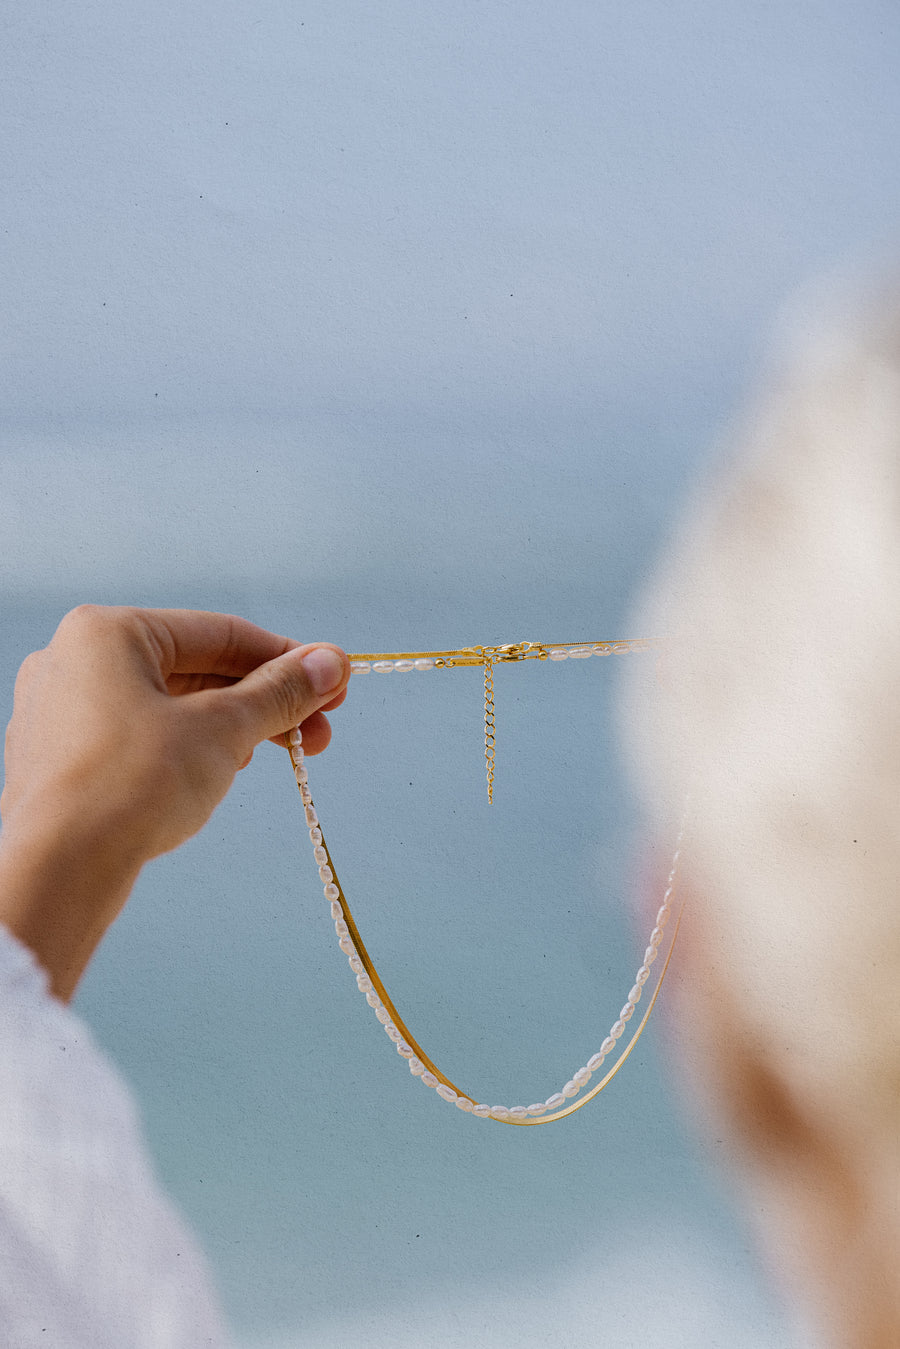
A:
[0,605,351,1000]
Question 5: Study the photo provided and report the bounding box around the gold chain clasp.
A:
[492,641,534,662]
[344,637,660,803]
[480,645,535,801]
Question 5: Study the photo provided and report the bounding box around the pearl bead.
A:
[414,658,435,671]
[297,718,683,1126]
[372,661,394,673]
[547,649,568,660]
[394,660,415,673]
[592,643,612,655]
[568,646,592,658]
[288,727,303,746]
[350,661,371,672]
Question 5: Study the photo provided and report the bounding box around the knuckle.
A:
[269,660,311,726]
[60,604,141,634]
[249,655,314,739]
[16,649,41,680]
[56,604,121,647]
[12,648,45,703]
[60,603,107,628]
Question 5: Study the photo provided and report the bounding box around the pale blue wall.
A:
[2,3,898,1343]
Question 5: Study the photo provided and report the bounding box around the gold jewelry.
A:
[346,639,660,802]
[289,638,683,1126]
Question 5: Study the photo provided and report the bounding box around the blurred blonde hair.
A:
[621,278,900,1347]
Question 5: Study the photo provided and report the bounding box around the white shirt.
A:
[0,926,230,1348]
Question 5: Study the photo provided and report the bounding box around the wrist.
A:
[0,811,144,1001]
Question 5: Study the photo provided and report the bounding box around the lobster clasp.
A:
[493,641,534,663]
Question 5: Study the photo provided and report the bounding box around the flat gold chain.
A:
[289,635,682,1124]
[347,638,658,664]
[316,815,684,1124]
[345,639,662,802]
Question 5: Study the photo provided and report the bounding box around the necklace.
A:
[289,638,684,1126]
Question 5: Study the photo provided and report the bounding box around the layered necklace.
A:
[289,639,684,1126]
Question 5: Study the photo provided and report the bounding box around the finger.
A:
[140,608,301,680]
[166,671,241,696]
[271,708,332,755]
[165,670,347,702]
[317,685,349,713]
[167,671,347,750]
[206,644,350,751]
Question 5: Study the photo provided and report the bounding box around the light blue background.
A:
[2,3,898,1344]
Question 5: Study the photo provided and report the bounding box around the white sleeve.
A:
[0,925,231,1349]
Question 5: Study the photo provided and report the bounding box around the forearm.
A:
[0,820,143,1001]
[0,606,349,1002]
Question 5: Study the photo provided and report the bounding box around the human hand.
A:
[0,605,350,999]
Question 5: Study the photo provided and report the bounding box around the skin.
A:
[0,605,350,1001]
[9,606,895,1347]
[668,886,900,1349]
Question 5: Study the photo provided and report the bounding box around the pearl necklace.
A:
[289,639,684,1126]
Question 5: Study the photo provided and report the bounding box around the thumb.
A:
[214,644,350,752]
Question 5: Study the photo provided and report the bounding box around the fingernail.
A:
[302,647,345,695]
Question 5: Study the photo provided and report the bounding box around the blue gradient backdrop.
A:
[2,3,898,1343]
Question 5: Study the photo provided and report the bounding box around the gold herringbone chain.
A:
[288,636,683,1125]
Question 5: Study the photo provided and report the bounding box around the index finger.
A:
[139,608,300,679]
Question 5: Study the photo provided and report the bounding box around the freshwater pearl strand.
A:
[288,725,685,1126]
[348,638,654,675]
